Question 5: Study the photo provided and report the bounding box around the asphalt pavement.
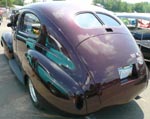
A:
[0,17,150,119]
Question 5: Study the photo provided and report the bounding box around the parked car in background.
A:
[117,13,150,62]
[1,2,149,115]
[0,8,3,25]
[0,7,7,18]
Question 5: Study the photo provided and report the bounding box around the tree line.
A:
[93,0,150,13]
[0,0,23,7]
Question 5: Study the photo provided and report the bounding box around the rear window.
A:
[97,13,120,26]
[74,13,102,29]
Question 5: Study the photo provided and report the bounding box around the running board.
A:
[9,59,24,84]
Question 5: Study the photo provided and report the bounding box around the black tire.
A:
[27,78,42,109]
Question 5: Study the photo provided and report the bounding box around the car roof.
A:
[23,2,121,48]
[25,1,109,15]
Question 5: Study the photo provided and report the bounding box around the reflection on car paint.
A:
[46,48,75,70]
[26,37,75,70]
[37,64,70,99]
[26,38,36,49]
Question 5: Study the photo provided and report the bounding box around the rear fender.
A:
[24,50,87,113]
[25,50,84,98]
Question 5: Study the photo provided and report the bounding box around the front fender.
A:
[1,32,13,52]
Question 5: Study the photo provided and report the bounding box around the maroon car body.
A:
[1,1,149,115]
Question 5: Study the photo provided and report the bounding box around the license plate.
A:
[118,65,133,79]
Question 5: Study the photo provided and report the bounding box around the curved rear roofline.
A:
[24,2,125,48]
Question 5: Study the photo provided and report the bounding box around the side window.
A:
[21,13,41,36]
[97,13,120,26]
[74,13,102,29]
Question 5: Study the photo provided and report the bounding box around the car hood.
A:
[77,33,143,84]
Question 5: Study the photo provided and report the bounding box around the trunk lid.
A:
[77,33,142,84]
[77,33,146,113]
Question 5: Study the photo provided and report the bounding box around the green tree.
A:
[8,0,14,7]
[93,0,150,13]
[13,0,24,5]
[0,0,6,7]
[135,3,144,12]
[0,0,14,7]
[33,0,36,3]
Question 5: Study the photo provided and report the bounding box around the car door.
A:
[15,12,41,66]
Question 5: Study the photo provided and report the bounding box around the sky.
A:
[122,0,150,3]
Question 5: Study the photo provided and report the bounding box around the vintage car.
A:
[117,13,150,62]
[1,2,149,115]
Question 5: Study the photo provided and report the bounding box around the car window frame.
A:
[17,11,42,40]
[96,12,121,26]
[74,11,104,29]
